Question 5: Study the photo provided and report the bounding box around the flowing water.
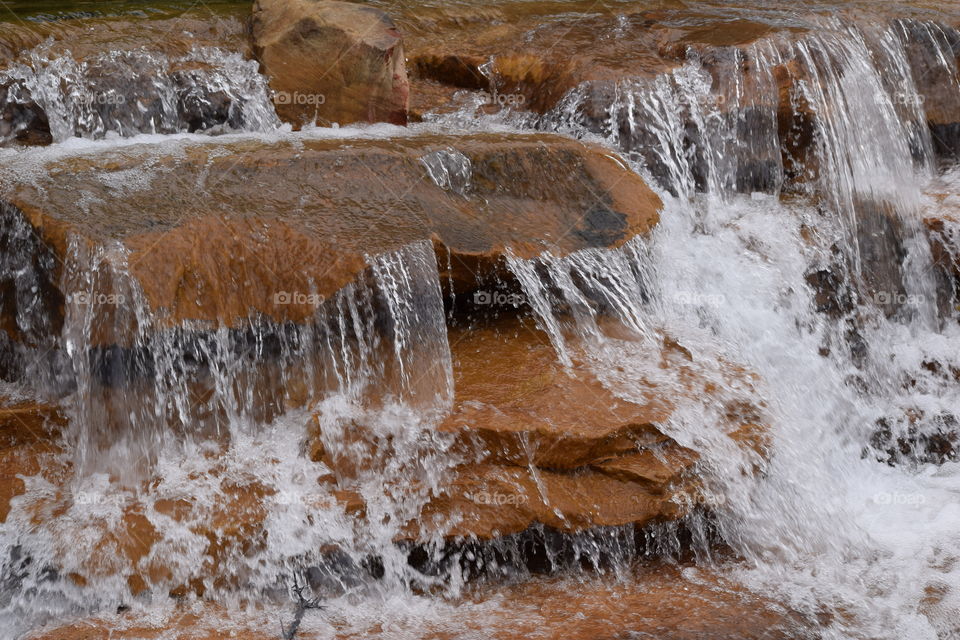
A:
[1,1,960,639]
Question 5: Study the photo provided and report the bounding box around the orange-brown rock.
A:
[0,395,67,522]
[251,0,409,127]
[439,320,673,470]
[308,318,764,542]
[27,563,814,640]
[403,3,809,119]
[922,181,960,313]
[415,463,689,540]
[0,133,659,342]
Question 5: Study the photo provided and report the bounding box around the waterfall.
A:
[492,16,960,639]
[1,4,960,639]
[1,43,280,143]
[0,238,462,634]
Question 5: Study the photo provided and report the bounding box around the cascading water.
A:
[485,13,960,640]
[1,41,279,143]
[0,235,463,635]
[1,2,960,639]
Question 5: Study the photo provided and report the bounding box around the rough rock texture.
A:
[923,181,960,316]
[251,0,409,127]
[0,395,67,523]
[0,133,659,339]
[307,318,765,541]
[26,563,815,640]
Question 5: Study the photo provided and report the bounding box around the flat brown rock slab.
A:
[414,462,690,540]
[440,318,674,470]
[0,132,659,336]
[25,563,815,640]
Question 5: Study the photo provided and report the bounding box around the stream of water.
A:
[1,2,959,638]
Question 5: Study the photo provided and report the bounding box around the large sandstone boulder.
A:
[251,0,409,127]
[0,133,659,343]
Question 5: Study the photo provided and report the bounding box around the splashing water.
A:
[1,5,960,640]
[1,43,280,143]
[491,15,960,640]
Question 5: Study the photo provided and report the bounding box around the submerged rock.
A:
[26,563,815,640]
[251,0,409,127]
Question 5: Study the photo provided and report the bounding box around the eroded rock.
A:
[0,133,659,340]
[25,563,815,640]
[251,0,409,127]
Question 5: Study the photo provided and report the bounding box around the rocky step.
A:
[0,132,659,344]
[25,562,816,640]
[0,12,263,145]
[0,318,765,595]
[404,2,960,187]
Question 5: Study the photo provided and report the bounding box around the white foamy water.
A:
[1,7,960,640]
[496,14,960,639]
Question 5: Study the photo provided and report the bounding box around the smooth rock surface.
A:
[0,133,660,338]
[251,0,409,127]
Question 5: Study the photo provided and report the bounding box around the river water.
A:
[1,1,959,638]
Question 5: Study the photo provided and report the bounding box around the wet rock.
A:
[417,463,690,540]
[0,16,264,144]
[925,212,960,315]
[439,320,675,470]
[28,563,815,640]
[805,267,855,319]
[0,133,659,340]
[895,19,960,158]
[870,412,959,465]
[251,0,409,127]
[376,319,761,541]
[0,83,51,146]
[0,395,67,523]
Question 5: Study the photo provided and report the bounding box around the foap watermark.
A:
[271,489,328,508]
[481,90,526,108]
[67,291,126,306]
[891,91,926,107]
[473,290,527,307]
[672,291,727,306]
[675,92,727,110]
[873,491,926,505]
[274,291,326,307]
[465,490,529,506]
[273,91,326,106]
[73,490,127,507]
[78,92,126,107]
[870,291,926,306]
[674,489,728,508]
